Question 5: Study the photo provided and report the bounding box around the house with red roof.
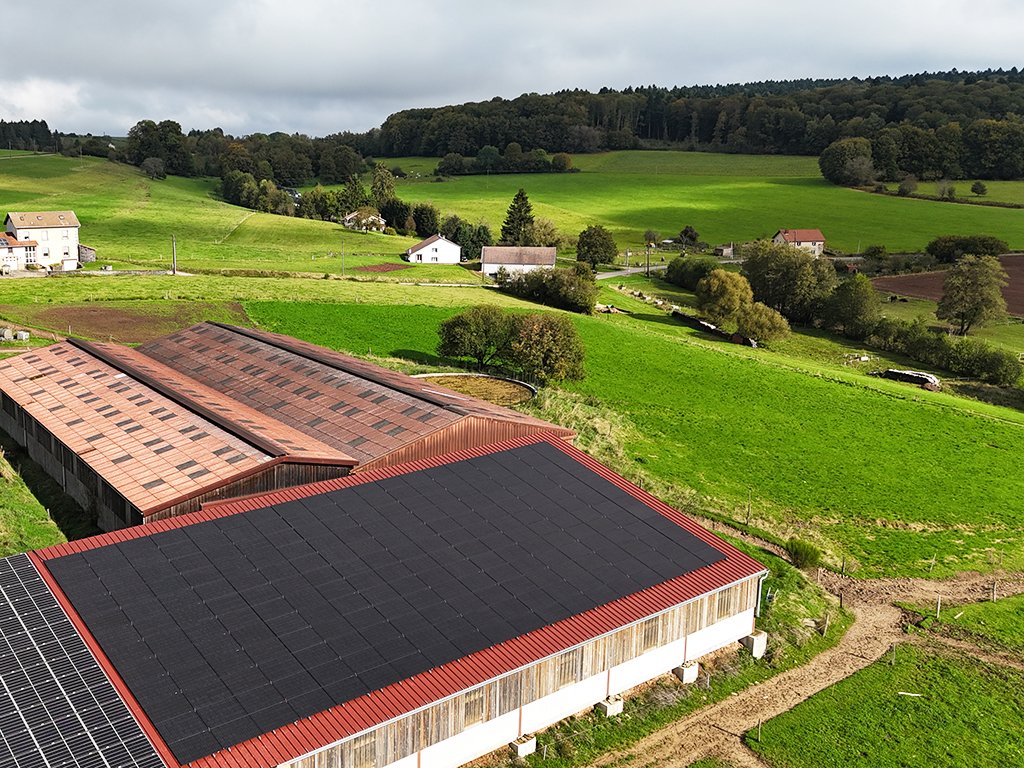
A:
[772,228,826,257]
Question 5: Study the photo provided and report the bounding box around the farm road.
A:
[587,568,1024,768]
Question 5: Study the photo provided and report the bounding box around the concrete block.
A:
[14,331,29,341]
[741,630,768,659]
[511,735,536,758]
[596,696,623,717]
[673,661,699,684]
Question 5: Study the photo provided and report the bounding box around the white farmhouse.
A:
[772,228,825,257]
[404,233,461,264]
[4,211,81,269]
[480,245,556,278]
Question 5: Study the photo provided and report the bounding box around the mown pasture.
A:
[389,151,1024,252]
[748,646,1024,768]
[246,297,1024,578]
[913,594,1024,652]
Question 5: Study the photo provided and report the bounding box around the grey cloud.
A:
[1,0,1022,136]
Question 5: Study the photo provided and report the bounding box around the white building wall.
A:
[6,225,79,267]
[520,670,607,734]
[409,239,461,264]
[481,261,548,278]
[419,709,520,768]
[608,636,687,696]
[684,608,755,662]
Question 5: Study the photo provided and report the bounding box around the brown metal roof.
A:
[136,323,573,467]
[480,246,557,266]
[0,344,274,514]
[5,211,81,229]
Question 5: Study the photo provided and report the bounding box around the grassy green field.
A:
[918,179,1024,205]
[245,297,1024,577]
[913,595,1024,652]
[0,155,443,276]
[748,646,1024,767]
[387,151,1024,252]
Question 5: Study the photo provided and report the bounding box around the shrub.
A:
[665,255,719,291]
[497,267,598,314]
[897,175,918,196]
[736,302,790,343]
[508,313,585,383]
[925,234,1008,263]
[784,538,821,569]
[437,305,514,369]
[971,181,988,196]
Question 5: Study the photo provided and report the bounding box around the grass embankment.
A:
[747,645,1024,768]
[478,540,849,768]
[0,439,67,556]
[387,151,1024,252]
[245,300,1024,578]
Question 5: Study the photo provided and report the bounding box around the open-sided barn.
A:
[0,323,572,529]
[1,435,767,768]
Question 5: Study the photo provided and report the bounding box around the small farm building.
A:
[342,209,386,232]
[0,434,768,768]
[3,210,81,269]
[771,228,825,256]
[0,322,571,529]
[480,246,556,278]
[405,234,461,264]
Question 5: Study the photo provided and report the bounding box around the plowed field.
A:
[872,255,1024,315]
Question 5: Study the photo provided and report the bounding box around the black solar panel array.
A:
[0,553,164,768]
[49,441,725,765]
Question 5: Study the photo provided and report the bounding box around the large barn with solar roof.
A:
[0,435,767,768]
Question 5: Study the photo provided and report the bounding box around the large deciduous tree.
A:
[575,225,617,268]
[371,163,397,207]
[818,137,874,185]
[695,269,753,326]
[741,240,838,323]
[508,313,585,383]
[825,273,881,339]
[437,305,515,369]
[500,189,536,245]
[937,254,1009,335]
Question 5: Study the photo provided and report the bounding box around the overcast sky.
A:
[3,0,1022,138]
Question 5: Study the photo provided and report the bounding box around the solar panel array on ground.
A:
[46,441,725,764]
[0,554,163,768]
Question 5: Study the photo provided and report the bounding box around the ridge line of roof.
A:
[67,338,355,467]
[206,322,476,415]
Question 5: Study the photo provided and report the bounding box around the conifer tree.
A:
[500,188,536,246]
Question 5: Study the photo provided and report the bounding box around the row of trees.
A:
[819,118,1024,185]
[437,305,585,383]
[1,120,58,152]
[376,70,1024,162]
[435,144,574,176]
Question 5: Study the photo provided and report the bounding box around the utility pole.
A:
[171,235,177,275]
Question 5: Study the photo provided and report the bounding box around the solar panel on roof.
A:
[0,554,165,768]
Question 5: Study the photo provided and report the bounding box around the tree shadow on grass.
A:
[0,431,100,544]
[392,349,448,366]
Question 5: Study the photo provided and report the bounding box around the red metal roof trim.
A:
[35,434,766,768]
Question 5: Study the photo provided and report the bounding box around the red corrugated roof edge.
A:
[34,433,767,768]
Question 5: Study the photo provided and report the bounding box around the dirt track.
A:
[587,567,1024,768]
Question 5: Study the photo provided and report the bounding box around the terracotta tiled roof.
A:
[137,323,572,466]
[0,344,274,514]
[0,236,38,247]
[774,228,825,243]
[5,211,80,229]
[480,245,557,266]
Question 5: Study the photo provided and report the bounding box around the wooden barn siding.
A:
[285,577,760,768]
[144,463,350,523]
[355,417,574,475]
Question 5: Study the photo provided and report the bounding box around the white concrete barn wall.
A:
[287,603,760,768]
[481,262,546,278]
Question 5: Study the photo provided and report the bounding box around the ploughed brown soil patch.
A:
[353,263,412,273]
[422,375,533,406]
[872,255,1024,316]
[0,301,250,344]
